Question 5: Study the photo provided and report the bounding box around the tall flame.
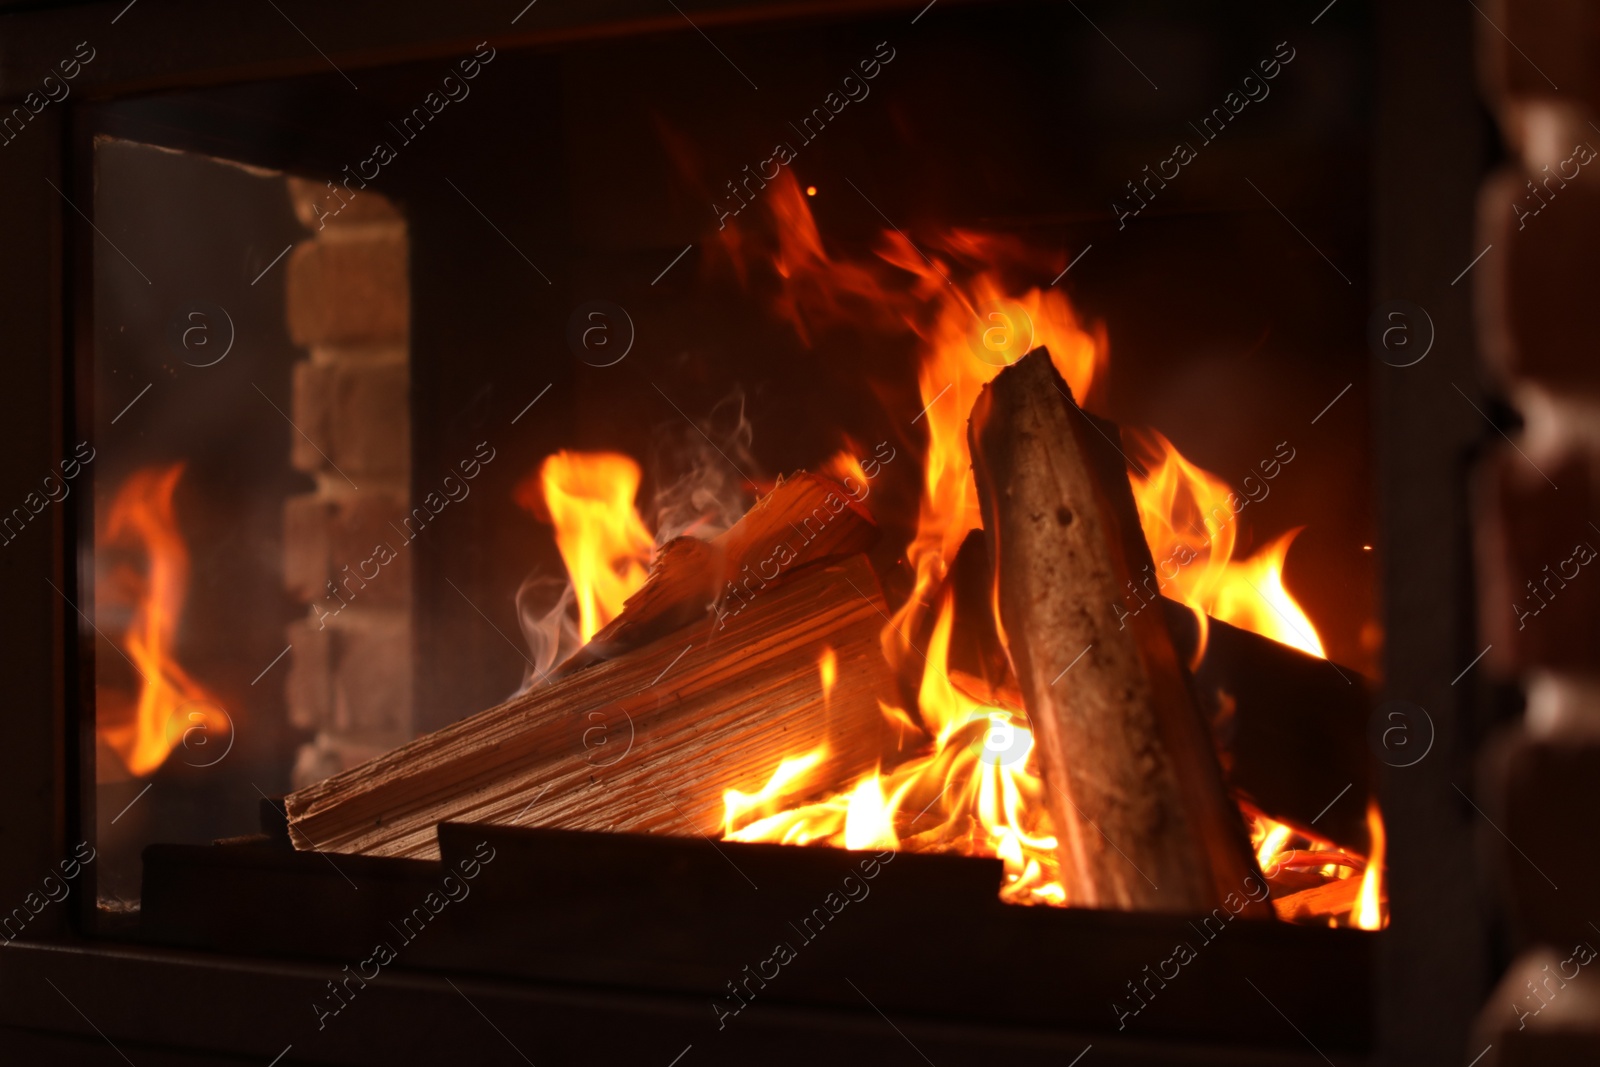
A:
[703,169,1382,924]
[517,451,655,643]
[739,174,1106,678]
[97,465,227,778]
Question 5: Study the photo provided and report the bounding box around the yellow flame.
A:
[517,451,655,643]
[97,465,228,777]
[725,596,1064,904]
[884,276,1102,679]
[707,171,1385,924]
[1210,532,1325,658]
[1128,431,1324,659]
[1354,799,1387,930]
[1253,816,1295,873]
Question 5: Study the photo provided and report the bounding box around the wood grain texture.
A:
[557,472,877,675]
[286,555,894,858]
[969,347,1268,915]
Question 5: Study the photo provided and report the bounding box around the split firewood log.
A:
[969,347,1271,915]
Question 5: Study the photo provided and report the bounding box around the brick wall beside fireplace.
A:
[279,179,414,788]
[1474,3,1600,1062]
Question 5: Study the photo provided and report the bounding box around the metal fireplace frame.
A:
[0,1,1494,1064]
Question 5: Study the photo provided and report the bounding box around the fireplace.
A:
[0,0,1582,1064]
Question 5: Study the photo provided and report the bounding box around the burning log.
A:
[1272,873,1379,922]
[557,472,877,675]
[969,347,1270,915]
[1165,601,1372,854]
[285,554,895,859]
[926,530,1371,854]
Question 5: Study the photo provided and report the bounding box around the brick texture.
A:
[284,612,413,770]
[1479,0,1600,117]
[1477,168,1600,396]
[1480,725,1600,945]
[284,619,331,733]
[289,360,409,479]
[1476,443,1600,674]
[285,227,409,346]
[1473,946,1600,1066]
[328,612,413,743]
[281,193,413,787]
[282,491,413,607]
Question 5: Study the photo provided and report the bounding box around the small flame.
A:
[1129,432,1324,660]
[1209,533,1325,658]
[1354,799,1387,930]
[820,447,869,490]
[819,647,837,699]
[97,465,227,777]
[517,451,654,644]
[1254,816,1295,873]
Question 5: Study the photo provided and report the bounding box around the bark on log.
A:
[969,347,1270,915]
[285,555,895,859]
[557,472,878,675]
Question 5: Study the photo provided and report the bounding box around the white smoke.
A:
[511,389,760,696]
[649,388,758,544]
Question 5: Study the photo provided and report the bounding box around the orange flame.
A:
[1128,432,1324,660]
[705,170,1382,924]
[517,451,654,643]
[97,465,227,778]
[1354,799,1387,930]
[725,595,1064,905]
[746,176,1107,679]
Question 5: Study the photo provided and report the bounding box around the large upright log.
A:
[969,347,1269,915]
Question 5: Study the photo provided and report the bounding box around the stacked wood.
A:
[286,549,896,858]
[969,347,1271,916]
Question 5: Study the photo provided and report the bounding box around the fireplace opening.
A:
[74,1,1384,1058]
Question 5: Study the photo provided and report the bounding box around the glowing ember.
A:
[725,596,1064,905]
[97,465,227,778]
[516,451,654,643]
